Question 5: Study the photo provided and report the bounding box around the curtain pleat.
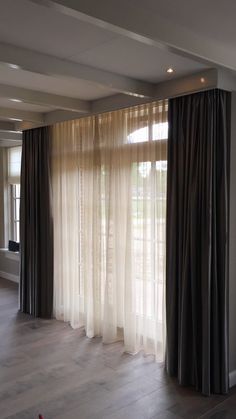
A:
[166,89,231,395]
[20,127,53,318]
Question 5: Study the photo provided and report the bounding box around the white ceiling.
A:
[137,0,236,47]
[75,37,206,83]
[0,0,207,85]
[0,0,116,59]
[0,0,235,144]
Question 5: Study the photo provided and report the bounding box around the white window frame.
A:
[7,146,22,244]
[9,183,20,243]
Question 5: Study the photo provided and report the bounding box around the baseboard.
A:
[0,270,19,283]
[229,370,236,387]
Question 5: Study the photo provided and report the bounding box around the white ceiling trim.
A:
[0,83,90,113]
[0,43,154,98]
[30,0,236,72]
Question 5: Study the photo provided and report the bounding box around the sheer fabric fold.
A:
[52,101,167,359]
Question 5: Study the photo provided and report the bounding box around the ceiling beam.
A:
[0,139,22,147]
[0,130,22,141]
[0,107,44,123]
[0,43,154,98]
[0,129,22,147]
[31,0,236,72]
[91,69,218,115]
[44,109,87,125]
[41,70,218,126]
[0,121,16,131]
[217,70,236,92]
[0,84,90,113]
[153,69,218,99]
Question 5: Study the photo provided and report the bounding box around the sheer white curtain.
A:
[52,100,168,360]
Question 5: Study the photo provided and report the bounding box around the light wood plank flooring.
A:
[0,277,236,419]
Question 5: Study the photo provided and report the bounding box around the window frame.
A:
[8,183,20,243]
[7,145,22,244]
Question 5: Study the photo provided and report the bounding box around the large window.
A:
[7,146,22,242]
[98,119,167,326]
[52,100,168,359]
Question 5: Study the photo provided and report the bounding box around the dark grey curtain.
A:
[20,126,53,318]
[166,89,231,395]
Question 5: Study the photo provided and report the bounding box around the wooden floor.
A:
[0,278,236,419]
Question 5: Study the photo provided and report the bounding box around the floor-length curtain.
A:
[52,101,168,359]
[166,89,231,395]
[20,127,53,318]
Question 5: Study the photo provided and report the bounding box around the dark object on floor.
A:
[8,240,19,252]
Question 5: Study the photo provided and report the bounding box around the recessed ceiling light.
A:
[127,92,145,98]
[7,63,20,70]
[200,77,205,83]
[167,68,174,74]
[9,98,22,103]
[7,130,22,134]
[9,118,23,122]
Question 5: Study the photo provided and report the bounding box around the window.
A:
[132,159,167,323]
[87,115,168,323]
[127,122,168,144]
[52,100,168,358]
[8,146,22,184]
[7,146,22,243]
[9,184,21,242]
[125,108,168,325]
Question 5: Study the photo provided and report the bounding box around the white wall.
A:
[0,250,19,283]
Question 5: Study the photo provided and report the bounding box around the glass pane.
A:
[12,184,16,198]
[131,159,167,319]
[15,221,20,243]
[152,122,168,141]
[127,126,148,143]
[156,160,167,171]
[15,184,21,198]
[8,147,22,180]
[15,198,20,221]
